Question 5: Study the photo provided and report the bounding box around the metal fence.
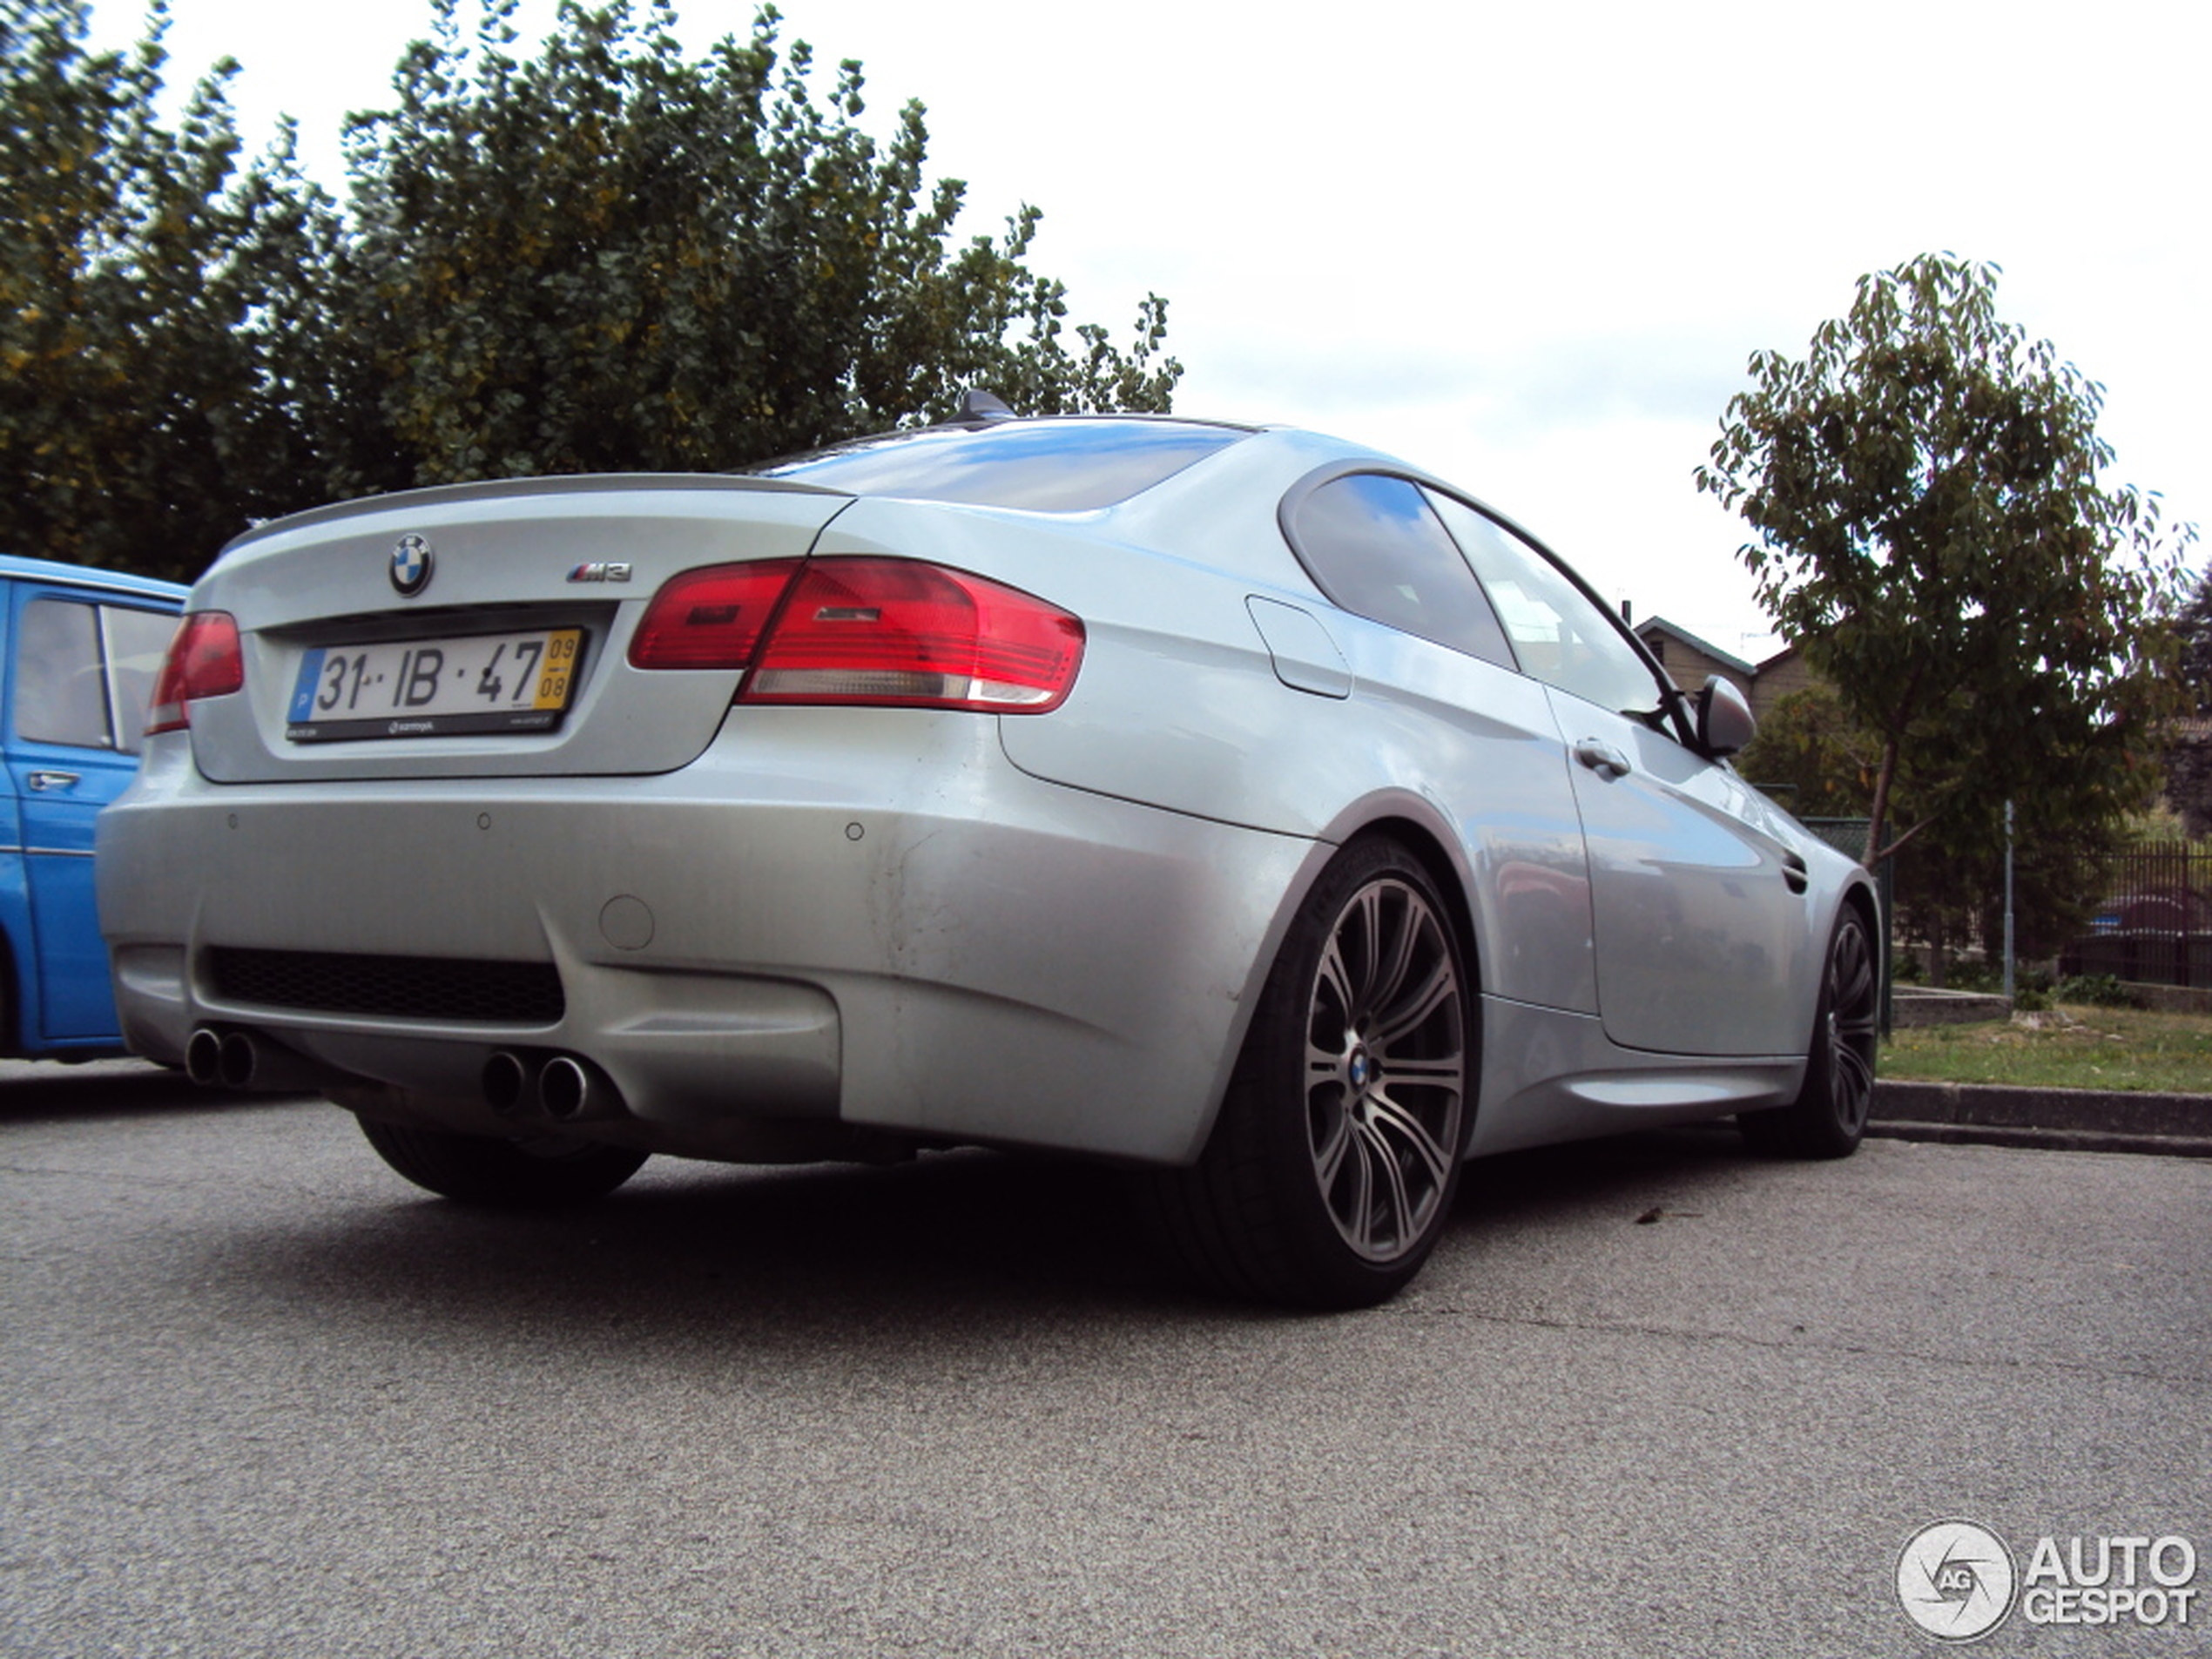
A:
[2057,841,2212,988]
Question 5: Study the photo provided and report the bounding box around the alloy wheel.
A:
[1303,875,1467,1261]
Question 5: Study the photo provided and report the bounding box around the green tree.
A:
[1696,253,2195,870]
[3,0,1178,578]
[320,0,1178,492]
[0,0,332,580]
[1742,685,2132,979]
[2163,565,2212,836]
[1736,685,1875,821]
[2177,564,2212,712]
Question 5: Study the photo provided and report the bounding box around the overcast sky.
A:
[84,0,2210,653]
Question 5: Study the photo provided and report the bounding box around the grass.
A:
[1882,1002,2212,1095]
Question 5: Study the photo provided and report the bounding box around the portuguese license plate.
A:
[286,627,584,742]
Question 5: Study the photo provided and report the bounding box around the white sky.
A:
[84,0,2212,652]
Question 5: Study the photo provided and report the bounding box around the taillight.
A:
[145,611,244,734]
[626,559,803,670]
[631,557,1084,713]
[747,560,1083,711]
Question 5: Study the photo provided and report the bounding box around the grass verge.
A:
[1882,1002,2212,1095]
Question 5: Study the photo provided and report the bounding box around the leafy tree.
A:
[1740,684,2119,978]
[3,0,1179,577]
[0,0,332,580]
[2178,564,2212,712]
[320,0,1178,492]
[2163,565,2212,835]
[1737,685,1875,821]
[1696,253,2195,870]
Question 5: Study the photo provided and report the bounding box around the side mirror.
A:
[1695,675,1756,759]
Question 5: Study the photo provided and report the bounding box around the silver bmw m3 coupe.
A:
[98,410,1879,1306]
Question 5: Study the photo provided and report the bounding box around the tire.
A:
[1155,838,1473,1309]
[1739,905,1879,1159]
[354,1114,648,1208]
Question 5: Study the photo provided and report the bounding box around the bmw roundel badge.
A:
[390,534,434,597]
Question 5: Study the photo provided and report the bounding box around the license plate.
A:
[286,628,584,742]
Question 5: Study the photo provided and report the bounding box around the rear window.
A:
[752,418,1250,511]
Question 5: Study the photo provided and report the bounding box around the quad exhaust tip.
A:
[185,1026,344,1094]
[185,1026,262,1089]
[482,1049,621,1123]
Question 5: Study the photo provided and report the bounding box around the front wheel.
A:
[1739,906,1878,1159]
[355,1115,648,1207]
[1154,838,1473,1308]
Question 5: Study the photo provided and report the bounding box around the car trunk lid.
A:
[176,475,853,783]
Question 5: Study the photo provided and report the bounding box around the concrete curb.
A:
[1870,1078,2212,1158]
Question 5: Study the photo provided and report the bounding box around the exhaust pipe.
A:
[482,1051,531,1115]
[185,1026,351,1094]
[185,1027,225,1087]
[538,1055,595,1122]
[217,1030,260,1089]
[482,1050,624,1123]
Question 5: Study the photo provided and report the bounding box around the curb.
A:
[1870,1079,2212,1159]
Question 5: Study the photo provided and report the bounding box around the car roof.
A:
[0,554,188,604]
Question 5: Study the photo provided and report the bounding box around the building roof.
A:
[1631,615,1756,678]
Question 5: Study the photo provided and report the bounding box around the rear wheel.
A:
[1156,838,1472,1308]
[1739,906,1878,1158]
[354,1115,648,1207]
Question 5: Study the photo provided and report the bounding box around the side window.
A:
[10,597,177,755]
[1425,492,1668,717]
[1286,474,1516,668]
[101,604,179,759]
[13,598,111,749]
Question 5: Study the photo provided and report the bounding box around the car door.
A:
[1278,471,1599,1015]
[5,586,177,1042]
[1425,491,1815,1057]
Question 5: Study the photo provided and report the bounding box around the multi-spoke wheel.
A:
[1154,838,1472,1307]
[1739,906,1878,1159]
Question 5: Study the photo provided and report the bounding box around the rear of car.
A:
[96,423,1312,1164]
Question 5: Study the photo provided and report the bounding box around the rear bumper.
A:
[98,709,1320,1164]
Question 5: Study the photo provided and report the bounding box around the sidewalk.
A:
[1871,1078,2212,1158]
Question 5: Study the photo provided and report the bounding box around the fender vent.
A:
[205,948,565,1025]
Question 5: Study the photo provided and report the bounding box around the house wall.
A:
[1643,635,1750,702]
[1747,648,1814,722]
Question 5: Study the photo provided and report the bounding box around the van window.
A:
[12,597,179,756]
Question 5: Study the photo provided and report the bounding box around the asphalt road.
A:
[3,1062,2208,1658]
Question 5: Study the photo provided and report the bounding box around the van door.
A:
[5,589,176,1042]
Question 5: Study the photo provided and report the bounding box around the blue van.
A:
[1,556,186,1057]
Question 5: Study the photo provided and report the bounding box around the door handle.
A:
[1573,740,1630,781]
[27,771,81,792]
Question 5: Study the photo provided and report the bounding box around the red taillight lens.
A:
[626,559,803,670]
[745,559,1083,711]
[630,557,1084,712]
[145,610,244,734]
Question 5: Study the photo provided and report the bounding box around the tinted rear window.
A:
[752,419,1249,511]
